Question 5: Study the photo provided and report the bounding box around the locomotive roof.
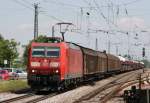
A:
[31,42,62,46]
[107,54,120,60]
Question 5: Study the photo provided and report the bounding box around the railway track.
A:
[26,93,58,103]
[0,91,59,103]
[100,75,150,103]
[99,78,139,103]
[0,93,35,103]
[74,70,143,103]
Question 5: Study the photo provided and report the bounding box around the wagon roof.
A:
[107,54,119,60]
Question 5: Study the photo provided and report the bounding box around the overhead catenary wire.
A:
[82,0,143,35]
[40,12,64,22]
[47,0,142,8]
[43,0,82,8]
[82,0,105,26]
[93,0,107,21]
[94,0,117,27]
[12,0,33,10]
[12,0,143,33]
[92,0,142,7]
[22,0,33,6]
[119,0,142,6]
[92,0,118,27]
[11,0,65,22]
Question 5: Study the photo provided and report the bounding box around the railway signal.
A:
[142,47,145,57]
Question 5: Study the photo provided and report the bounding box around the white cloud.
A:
[117,17,145,30]
[17,24,33,31]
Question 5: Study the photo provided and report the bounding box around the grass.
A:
[0,80,29,93]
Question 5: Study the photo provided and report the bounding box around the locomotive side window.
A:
[46,47,60,57]
[32,46,45,57]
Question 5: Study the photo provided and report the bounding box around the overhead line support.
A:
[34,3,38,40]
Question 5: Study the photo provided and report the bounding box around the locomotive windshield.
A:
[46,47,60,57]
[32,47,45,57]
[32,46,60,57]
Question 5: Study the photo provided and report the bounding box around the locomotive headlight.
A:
[32,70,35,73]
[32,69,37,73]
[31,62,40,67]
[56,70,59,73]
[50,62,59,68]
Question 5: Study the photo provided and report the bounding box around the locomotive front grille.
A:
[28,74,60,86]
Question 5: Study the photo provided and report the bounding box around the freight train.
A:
[27,37,144,91]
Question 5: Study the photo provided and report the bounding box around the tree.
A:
[0,34,3,40]
[0,35,19,67]
[23,45,29,67]
[34,35,48,42]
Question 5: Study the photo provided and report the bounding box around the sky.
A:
[0,0,150,60]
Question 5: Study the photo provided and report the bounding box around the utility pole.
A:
[95,38,98,50]
[108,39,110,53]
[139,73,142,90]
[52,26,54,37]
[107,32,110,53]
[127,32,130,59]
[79,7,83,30]
[116,45,118,55]
[86,12,90,46]
[34,3,38,39]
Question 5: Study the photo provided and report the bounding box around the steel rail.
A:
[74,70,141,103]
[100,77,150,103]
[0,93,35,103]
[26,93,58,103]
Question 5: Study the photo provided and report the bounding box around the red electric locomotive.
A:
[27,37,83,90]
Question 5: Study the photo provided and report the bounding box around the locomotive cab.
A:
[31,46,60,74]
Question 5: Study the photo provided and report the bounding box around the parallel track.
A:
[100,77,138,103]
[0,93,35,103]
[100,75,149,103]
[26,93,58,103]
[0,92,58,103]
[74,70,142,103]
